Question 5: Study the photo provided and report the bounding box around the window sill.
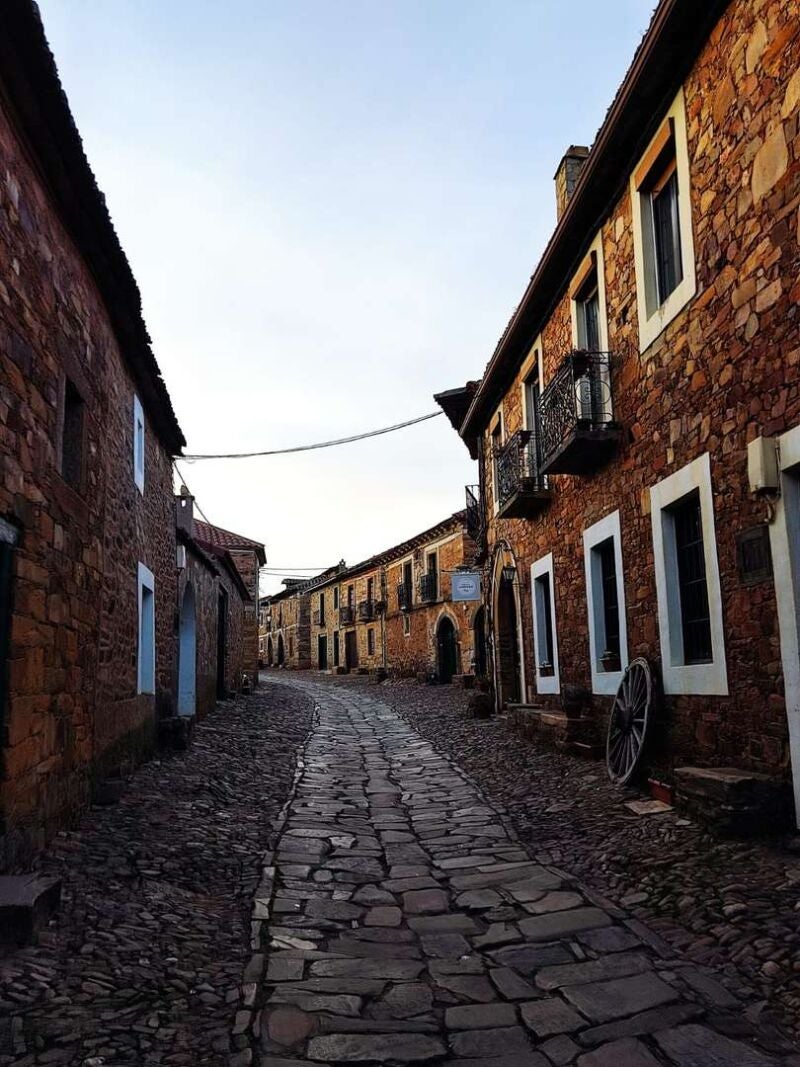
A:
[638,275,697,353]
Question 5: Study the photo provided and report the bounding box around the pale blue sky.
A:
[38,1,653,592]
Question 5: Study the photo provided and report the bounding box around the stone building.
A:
[309,514,478,681]
[262,566,344,670]
[437,0,800,823]
[0,2,185,864]
[176,495,250,718]
[194,520,265,686]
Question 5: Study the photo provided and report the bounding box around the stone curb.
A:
[226,699,320,1067]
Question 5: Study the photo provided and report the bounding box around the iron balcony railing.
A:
[357,599,374,621]
[313,609,325,627]
[539,350,615,471]
[465,484,486,546]
[339,605,355,625]
[419,573,437,603]
[495,430,549,511]
[397,583,413,612]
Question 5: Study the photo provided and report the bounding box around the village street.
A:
[5,675,800,1067]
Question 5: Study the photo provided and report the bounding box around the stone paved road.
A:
[245,676,800,1066]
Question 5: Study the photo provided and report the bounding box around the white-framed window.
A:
[650,453,727,695]
[403,613,411,637]
[133,394,145,494]
[137,562,156,694]
[531,553,559,694]
[630,87,696,352]
[583,510,629,695]
[490,409,504,515]
[570,236,609,353]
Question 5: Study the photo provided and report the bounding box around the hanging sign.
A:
[451,571,481,602]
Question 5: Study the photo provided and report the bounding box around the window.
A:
[347,584,354,608]
[60,378,84,490]
[366,577,374,604]
[137,563,156,694]
[531,553,559,694]
[133,394,145,494]
[583,510,629,694]
[426,551,438,599]
[333,587,339,610]
[367,628,375,656]
[631,88,696,351]
[490,411,503,515]
[319,592,325,623]
[650,453,727,695]
[670,493,712,664]
[403,614,411,636]
[403,561,413,607]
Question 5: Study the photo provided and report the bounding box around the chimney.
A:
[176,486,194,537]
[554,145,589,220]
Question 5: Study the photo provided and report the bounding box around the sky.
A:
[38,0,654,594]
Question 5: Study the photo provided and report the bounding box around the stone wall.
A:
[229,549,261,683]
[0,91,178,863]
[478,0,800,777]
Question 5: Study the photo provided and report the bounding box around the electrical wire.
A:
[172,460,213,525]
[181,410,443,461]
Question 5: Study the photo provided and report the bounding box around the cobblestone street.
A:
[0,684,313,1066]
[245,674,800,1065]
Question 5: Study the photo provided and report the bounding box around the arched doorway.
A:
[473,606,487,679]
[267,636,273,667]
[493,550,523,707]
[436,616,458,684]
[277,633,285,666]
[178,584,196,717]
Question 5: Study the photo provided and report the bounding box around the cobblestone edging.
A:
[229,703,320,1066]
[239,675,800,1066]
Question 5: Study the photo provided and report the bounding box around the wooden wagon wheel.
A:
[606,658,654,786]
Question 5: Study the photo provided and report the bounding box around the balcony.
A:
[339,605,355,625]
[495,430,551,519]
[313,609,325,627]
[539,351,620,475]
[373,598,387,615]
[397,583,413,612]
[465,484,486,553]
[357,599,374,621]
[419,573,438,603]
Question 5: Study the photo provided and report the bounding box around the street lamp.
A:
[501,564,517,585]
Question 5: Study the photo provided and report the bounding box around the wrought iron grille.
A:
[397,583,412,612]
[339,605,354,625]
[419,573,437,603]
[465,484,485,545]
[495,430,548,510]
[539,351,614,466]
[357,599,374,621]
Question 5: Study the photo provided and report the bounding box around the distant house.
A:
[0,2,185,863]
[176,494,250,718]
[194,521,266,686]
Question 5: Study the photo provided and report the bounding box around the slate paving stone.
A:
[449,1025,534,1057]
[653,1022,781,1065]
[562,972,679,1023]
[403,888,450,914]
[534,952,652,991]
[575,1036,662,1066]
[445,1002,518,1029]
[306,1032,446,1062]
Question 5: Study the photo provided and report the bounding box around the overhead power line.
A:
[173,460,213,525]
[181,410,443,461]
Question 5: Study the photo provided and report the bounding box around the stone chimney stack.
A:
[176,486,194,537]
[554,145,589,220]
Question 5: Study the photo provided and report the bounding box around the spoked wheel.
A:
[606,658,654,785]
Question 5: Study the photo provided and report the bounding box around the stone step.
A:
[0,874,61,947]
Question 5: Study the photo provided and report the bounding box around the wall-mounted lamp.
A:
[501,564,517,584]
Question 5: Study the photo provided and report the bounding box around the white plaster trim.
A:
[569,234,609,352]
[631,87,697,353]
[133,394,145,495]
[770,424,800,827]
[531,552,560,695]
[137,561,156,695]
[583,509,629,695]
[649,453,728,695]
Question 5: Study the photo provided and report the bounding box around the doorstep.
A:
[674,765,791,836]
[0,874,61,948]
